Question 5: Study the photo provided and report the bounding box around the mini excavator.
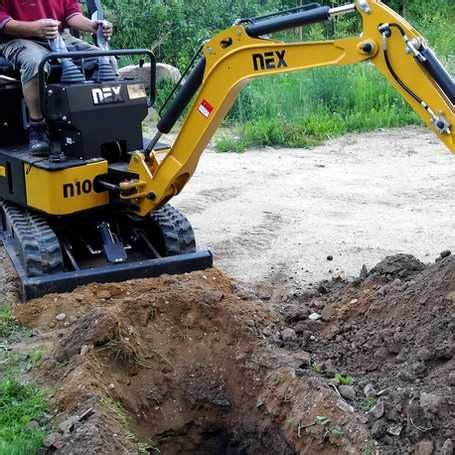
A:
[0,0,454,299]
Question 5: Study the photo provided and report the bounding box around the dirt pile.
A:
[14,269,371,454]
[274,253,455,454]
[12,252,455,454]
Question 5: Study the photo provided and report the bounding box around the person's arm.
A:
[66,14,112,38]
[3,19,59,39]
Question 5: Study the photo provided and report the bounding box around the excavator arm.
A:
[127,0,455,216]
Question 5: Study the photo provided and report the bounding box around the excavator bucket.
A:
[0,202,213,301]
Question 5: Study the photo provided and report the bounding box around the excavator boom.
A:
[129,0,454,216]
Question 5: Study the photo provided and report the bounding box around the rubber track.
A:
[2,202,63,277]
[149,204,196,256]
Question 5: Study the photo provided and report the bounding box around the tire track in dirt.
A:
[176,186,240,215]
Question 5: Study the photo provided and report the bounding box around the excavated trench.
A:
[12,252,455,454]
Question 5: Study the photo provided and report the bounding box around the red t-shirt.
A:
[0,0,82,32]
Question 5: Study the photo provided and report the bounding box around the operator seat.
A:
[0,55,16,78]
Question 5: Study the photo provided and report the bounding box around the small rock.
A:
[80,344,91,356]
[412,361,427,378]
[255,288,272,301]
[43,433,60,448]
[320,359,336,377]
[440,250,452,259]
[441,439,453,455]
[374,347,388,361]
[387,423,402,436]
[377,285,392,296]
[413,440,434,455]
[367,399,385,420]
[308,312,321,321]
[387,341,401,355]
[58,415,79,433]
[284,305,309,322]
[281,328,297,342]
[398,369,415,383]
[416,348,433,362]
[339,385,356,401]
[370,419,387,438]
[363,383,378,398]
[420,392,445,415]
[350,299,359,304]
[336,399,355,414]
[202,290,224,305]
[96,289,111,300]
[212,398,231,408]
[449,372,455,386]
[359,265,368,280]
[327,255,334,261]
[55,313,66,321]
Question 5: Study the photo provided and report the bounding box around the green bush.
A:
[103,0,454,149]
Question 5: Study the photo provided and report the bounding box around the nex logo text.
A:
[252,50,288,71]
[92,86,123,105]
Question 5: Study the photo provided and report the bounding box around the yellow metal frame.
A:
[25,161,109,215]
[129,0,454,216]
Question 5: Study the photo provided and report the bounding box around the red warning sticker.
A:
[198,99,214,118]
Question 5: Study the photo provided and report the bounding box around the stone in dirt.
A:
[371,419,387,438]
[387,423,402,437]
[308,312,321,321]
[359,264,368,280]
[420,392,445,416]
[413,440,434,455]
[43,433,62,448]
[369,254,425,279]
[55,313,66,321]
[58,415,80,434]
[281,328,297,342]
[367,399,385,420]
[339,385,356,401]
[363,382,378,398]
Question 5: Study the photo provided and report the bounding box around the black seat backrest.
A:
[0,55,15,78]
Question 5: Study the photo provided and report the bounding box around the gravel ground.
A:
[172,126,455,289]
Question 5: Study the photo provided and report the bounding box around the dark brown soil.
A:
[14,269,370,454]
[273,253,455,454]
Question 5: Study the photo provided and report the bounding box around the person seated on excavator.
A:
[0,0,114,155]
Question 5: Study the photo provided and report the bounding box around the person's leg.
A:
[1,39,51,154]
[2,39,50,120]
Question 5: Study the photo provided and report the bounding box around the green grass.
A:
[216,63,419,152]
[213,7,454,152]
[0,378,48,455]
[0,306,17,338]
[335,373,353,386]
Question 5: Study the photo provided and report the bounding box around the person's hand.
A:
[30,19,60,40]
[94,20,113,40]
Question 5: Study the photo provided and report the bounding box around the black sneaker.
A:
[29,122,50,156]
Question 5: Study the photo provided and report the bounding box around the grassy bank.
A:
[216,63,419,152]
[0,305,48,454]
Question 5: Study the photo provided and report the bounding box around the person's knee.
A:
[20,58,42,86]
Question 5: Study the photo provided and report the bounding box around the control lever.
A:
[49,36,85,84]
